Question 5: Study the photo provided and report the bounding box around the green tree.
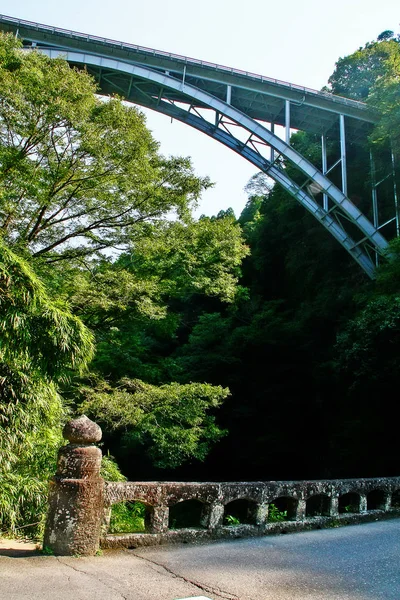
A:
[367,60,400,157]
[0,241,93,535]
[0,32,250,499]
[328,37,400,100]
[56,215,247,474]
[328,32,400,226]
[37,212,248,387]
[79,377,229,469]
[119,215,249,304]
[169,29,400,483]
[0,33,210,262]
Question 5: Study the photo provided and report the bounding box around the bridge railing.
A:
[101,477,400,549]
[42,416,400,555]
[0,14,369,110]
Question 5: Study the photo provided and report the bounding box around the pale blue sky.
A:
[1,0,399,216]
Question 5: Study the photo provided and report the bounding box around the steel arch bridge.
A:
[0,15,398,278]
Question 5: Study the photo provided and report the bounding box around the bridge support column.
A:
[285,100,291,145]
[43,416,104,556]
[359,494,368,513]
[296,498,307,521]
[391,145,399,236]
[322,134,328,211]
[226,85,232,105]
[340,114,348,196]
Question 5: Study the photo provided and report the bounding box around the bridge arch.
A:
[0,14,391,278]
[34,48,387,278]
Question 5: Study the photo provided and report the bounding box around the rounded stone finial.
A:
[63,415,102,444]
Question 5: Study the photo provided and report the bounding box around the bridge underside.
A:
[0,14,396,278]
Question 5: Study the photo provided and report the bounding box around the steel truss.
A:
[34,49,389,278]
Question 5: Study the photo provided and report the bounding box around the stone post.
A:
[254,502,269,527]
[296,498,307,521]
[148,505,169,533]
[359,493,368,513]
[329,495,339,517]
[383,493,391,511]
[202,502,225,529]
[43,415,104,556]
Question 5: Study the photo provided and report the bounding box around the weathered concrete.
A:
[102,477,400,549]
[43,416,104,556]
[102,509,400,549]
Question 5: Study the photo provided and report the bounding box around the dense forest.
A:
[1,29,400,538]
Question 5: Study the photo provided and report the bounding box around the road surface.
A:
[1,518,399,599]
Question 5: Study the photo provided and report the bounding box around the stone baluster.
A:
[329,495,339,517]
[254,502,269,526]
[296,497,307,521]
[359,493,368,513]
[43,415,104,556]
[102,505,112,537]
[203,503,225,529]
[148,505,169,533]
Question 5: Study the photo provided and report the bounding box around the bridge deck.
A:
[0,14,375,138]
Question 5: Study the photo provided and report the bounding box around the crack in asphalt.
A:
[129,551,240,600]
[55,557,129,600]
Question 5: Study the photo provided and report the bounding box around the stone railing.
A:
[43,416,400,555]
[102,477,400,549]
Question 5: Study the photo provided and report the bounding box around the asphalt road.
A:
[1,518,400,599]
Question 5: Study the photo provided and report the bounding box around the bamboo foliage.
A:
[0,241,93,536]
